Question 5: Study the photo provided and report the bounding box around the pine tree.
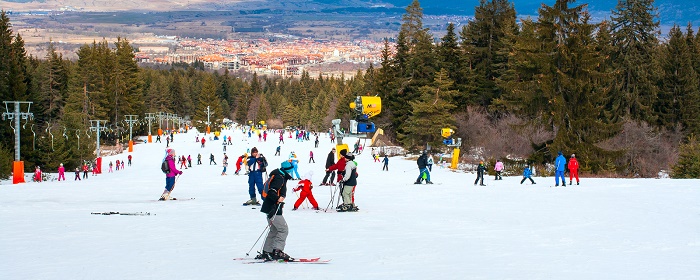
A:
[609,0,661,123]
[672,134,700,178]
[193,75,223,131]
[400,69,457,148]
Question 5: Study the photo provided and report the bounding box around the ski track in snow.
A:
[1,128,699,279]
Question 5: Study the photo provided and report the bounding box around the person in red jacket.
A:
[235,155,244,175]
[34,166,42,182]
[568,154,580,185]
[326,149,348,184]
[292,172,319,210]
[57,163,65,181]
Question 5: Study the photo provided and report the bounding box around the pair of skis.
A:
[234,257,330,264]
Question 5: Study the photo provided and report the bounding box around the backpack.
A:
[261,172,275,198]
[161,160,170,174]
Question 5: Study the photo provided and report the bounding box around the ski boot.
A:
[254,251,273,261]
[426,181,434,184]
[272,249,294,261]
[243,198,260,206]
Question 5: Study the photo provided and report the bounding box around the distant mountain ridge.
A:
[2,0,698,25]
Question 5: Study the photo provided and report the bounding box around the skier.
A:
[201,137,206,148]
[256,161,295,261]
[275,146,281,156]
[128,154,132,166]
[568,154,580,185]
[197,153,202,165]
[520,165,536,184]
[414,151,432,184]
[494,159,504,180]
[279,133,284,144]
[57,163,65,181]
[160,148,183,200]
[120,160,124,170]
[244,147,268,206]
[180,155,188,169]
[74,167,81,181]
[34,166,42,182]
[116,160,120,171]
[82,163,89,179]
[235,155,244,175]
[155,135,161,143]
[187,155,192,168]
[222,155,228,176]
[427,152,434,172]
[321,148,336,186]
[292,172,319,210]
[263,130,267,142]
[474,161,486,186]
[327,149,348,189]
[210,153,216,165]
[382,155,389,171]
[309,150,315,163]
[338,153,359,212]
[108,161,113,173]
[554,151,567,187]
[289,152,301,180]
[222,140,227,152]
[228,136,232,145]
[166,136,170,147]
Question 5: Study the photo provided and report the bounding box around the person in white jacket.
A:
[427,153,435,172]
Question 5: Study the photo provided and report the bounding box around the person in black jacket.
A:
[474,161,486,186]
[414,151,433,184]
[256,161,295,261]
[321,148,336,186]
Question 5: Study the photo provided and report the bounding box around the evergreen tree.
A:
[401,69,457,148]
[672,134,700,178]
[193,75,222,132]
[609,0,661,123]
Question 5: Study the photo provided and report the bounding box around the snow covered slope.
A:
[1,128,698,279]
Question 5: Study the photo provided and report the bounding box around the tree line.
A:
[1,0,700,178]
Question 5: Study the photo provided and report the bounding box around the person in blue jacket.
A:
[520,165,536,184]
[554,151,567,187]
[244,147,268,205]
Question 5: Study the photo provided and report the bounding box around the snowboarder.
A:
[321,148,336,185]
[256,161,295,261]
[338,153,359,212]
[244,147,268,206]
[555,151,567,187]
[494,160,504,180]
[414,151,432,184]
[568,154,580,185]
[57,163,65,181]
[160,148,183,200]
[474,161,486,186]
[520,165,536,184]
[292,172,319,210]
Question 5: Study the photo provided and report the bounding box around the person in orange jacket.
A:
[292,172,319,210]
[568,154,580,185]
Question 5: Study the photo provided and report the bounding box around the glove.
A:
[179,171,183,175]
[293,187,300,192]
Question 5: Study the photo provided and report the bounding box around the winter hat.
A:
[166,148,176,156]
[339,149,348,157]
[60,163,63,166]
[479,161,484,164]
[251,147,258,154]
[303,171,314,181]
[344,153,355,161]
[571,154,575,158]
[558,151,563,156]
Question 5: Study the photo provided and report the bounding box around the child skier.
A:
[160,148,183,200]
[292,172,319,210]
[494,160,504,180]
[568,154,580,185]
[520,165,536,185]
[474,161,486,186]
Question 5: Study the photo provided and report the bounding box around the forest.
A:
[1,0,699,179]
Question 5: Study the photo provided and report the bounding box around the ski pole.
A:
[324,185,338,212]
[246,203,281,256]
[336,182,344,208]
[402,167,417,173]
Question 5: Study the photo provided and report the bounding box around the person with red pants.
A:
[57,163,66,181]
[292,172,319,210]
[235,155,244,175]
[568,154,580,185]
[34,166,42,182]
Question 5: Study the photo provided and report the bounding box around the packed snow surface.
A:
[1,128,699,279]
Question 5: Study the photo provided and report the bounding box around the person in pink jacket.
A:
[494,160,504,180]
[34,166,42,182]
[160,148,183,200]
[57,163,65,181]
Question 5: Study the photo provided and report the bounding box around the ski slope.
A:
[1,128,699,279]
